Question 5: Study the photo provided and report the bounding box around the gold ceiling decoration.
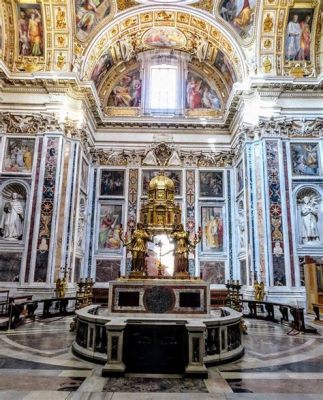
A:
[84,9,244,82]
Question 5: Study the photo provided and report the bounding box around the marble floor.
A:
[0,316,322,399]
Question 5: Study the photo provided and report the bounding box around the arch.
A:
[82,6,248,84]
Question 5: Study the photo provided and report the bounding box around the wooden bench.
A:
[312,303,323,322]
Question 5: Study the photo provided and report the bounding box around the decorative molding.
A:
[90,142,235,168]
[0,112,61,134]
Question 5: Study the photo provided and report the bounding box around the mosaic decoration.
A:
[186,72,221,110]
[98,203,122,253]
[283,143,295,286]
[285,8,314,62]
[200,206,224,254]
[34,137,60,282]
[25,138,43,282]
[142,27,186,49]
[0,253,21,282]
[266,141,286,286]
[186,170,195,232]
[199,171,223,198]
[3,138,35,173]
[290,143,319,176]
[107,70,141,107]
[75,0,112,41]
[96,259,120,282]
[100,170,125,196]
[17,3,44,57]
[142,170,181,196]
[219,0,257,40]
[246,144,255,286]
[200,261,225,284]
[127,169,139,230]
[254,143,266,283]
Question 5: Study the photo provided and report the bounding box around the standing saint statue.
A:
[120,222,151,274]
[301,195,320,244]
[171,224,201,276]
[0,192,24,240]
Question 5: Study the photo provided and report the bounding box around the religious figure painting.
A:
[285,8,314,62]
[17,4,44,57]
[213,50,237,90]
[142,170,181,196]
[142,27,186,49]
[75,0,112,41]
[107,70,142,107]
[100,170,125,196]
[91,51,113,88]
[186,72,221,110]
[199,171,223,198]
[96,260,120,282]
[201,206,225,253]
[290,143,319,176]
[98,204,122,252]
[3,138,35,173]
[219,0,257,39]
[200,261,225,284]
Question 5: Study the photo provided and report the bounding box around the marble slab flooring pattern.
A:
[0,317,322,399]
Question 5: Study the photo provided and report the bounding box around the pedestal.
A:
[185,321,208,378]
[102,320,126,377]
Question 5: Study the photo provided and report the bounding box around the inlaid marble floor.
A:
[0,316,323,399]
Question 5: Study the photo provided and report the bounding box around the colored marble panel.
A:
[200,261,225,284]
[127,169,139,230]
[34,138,60,282]
[186,170,195,232]
[0,253,21,282]
[240,259,247,285]
[266,141,286,286]
[96,259,120,282]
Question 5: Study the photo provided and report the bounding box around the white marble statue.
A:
[119,37,134,62]
[195,37,208,62]
[238,208,245,250]
[301,195,320,244]
[0,192,24,240]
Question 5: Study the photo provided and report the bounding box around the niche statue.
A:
[0,192,24,240]
[301,195,320,244]
[119,222,151,276]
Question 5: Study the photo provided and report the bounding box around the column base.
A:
[102,362,126,377]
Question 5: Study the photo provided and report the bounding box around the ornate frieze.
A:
[0,112,61,134]
[90,142,235,168]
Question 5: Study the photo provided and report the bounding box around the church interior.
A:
[0,0,323,398]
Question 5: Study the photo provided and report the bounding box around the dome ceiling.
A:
[0,0,321,127]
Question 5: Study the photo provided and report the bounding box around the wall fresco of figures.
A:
[75,0,112,41]
[100,170,125,196]
[98,203,122,252]
[219,0,257,40]
[201,206,224,253]
[285,8,314,62]
[142,170,181,196]
[17,4,44,57]
[107,70,142,107]
[290,143,319,176]
[91,52,113,88]
[186,72,221,110]
[213,50,237,90]
[3,138,34,173]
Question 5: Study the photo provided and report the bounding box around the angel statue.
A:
[170,224,202,276]
[119,222,151,275]
[301,195,321,244]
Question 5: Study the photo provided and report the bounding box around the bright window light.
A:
[149,65,177,111]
